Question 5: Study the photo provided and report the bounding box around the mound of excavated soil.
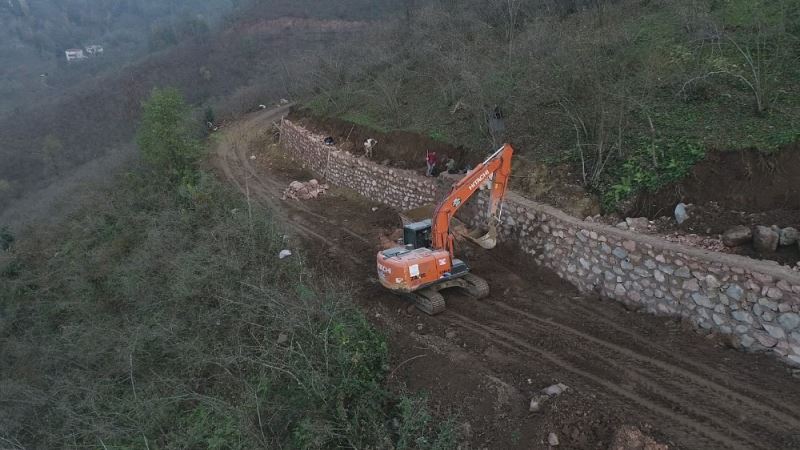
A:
[629,147,800,265]
[632,148,800,223]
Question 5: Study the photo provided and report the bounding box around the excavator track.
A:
[414,289,446,315]
[462,273,490,299]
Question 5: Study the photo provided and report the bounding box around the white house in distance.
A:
[85,45,103,56]
[65,45,104,62]
[65,48,86,62]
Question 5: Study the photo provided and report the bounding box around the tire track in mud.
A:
[441,311,750,450]
[474,313,788,448]
[213,108,366,266]
[528,292,800,418]
[490,301,800,430]
[214,108,800,450]
[225,121,373,248]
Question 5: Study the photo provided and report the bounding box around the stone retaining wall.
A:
[280,120,800,367]
[280,119,437,211]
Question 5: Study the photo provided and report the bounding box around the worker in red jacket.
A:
[426,151,437,177]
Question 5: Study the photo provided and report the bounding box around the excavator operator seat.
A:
[403,219,432,249]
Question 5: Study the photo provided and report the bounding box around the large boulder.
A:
[674,202,688,225]
[722,225,752,247]
[779,227,799,246]
[753,226,779,253]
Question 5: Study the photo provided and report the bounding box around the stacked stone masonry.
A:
[280,120,437,211]
[280,120,800,367]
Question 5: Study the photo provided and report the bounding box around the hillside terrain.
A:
[6,0,796,218]
[300,0,800,210]
[2,0,800,448]
[213,106,800,449]
[0,0,399,215]
[0,92,456,449]
[0,0,234,115]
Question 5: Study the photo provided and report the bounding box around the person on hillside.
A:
[426,151,437,177]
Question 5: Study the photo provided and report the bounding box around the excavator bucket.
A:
[464,223,498,249]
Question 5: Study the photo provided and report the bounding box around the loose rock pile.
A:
[282,179,329,200]
[724,225,799,253]
[661,232,727,253]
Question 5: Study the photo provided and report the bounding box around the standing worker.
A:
[426,150,437,177]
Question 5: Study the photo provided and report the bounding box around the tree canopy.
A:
[136,88,201,181]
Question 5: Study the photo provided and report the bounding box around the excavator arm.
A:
[430,143,514,257]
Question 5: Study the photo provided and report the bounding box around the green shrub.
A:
[136,88,202,182]
[0,169,455,448]
[601,137,705,210]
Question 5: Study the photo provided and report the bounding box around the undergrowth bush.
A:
[601,137,706,210]
[0,170,455,448]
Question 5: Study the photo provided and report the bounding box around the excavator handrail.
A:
[481,144,506,165]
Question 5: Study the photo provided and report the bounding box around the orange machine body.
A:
[377,144,514,295]
[377,247,455,293]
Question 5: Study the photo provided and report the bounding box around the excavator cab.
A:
[403,219,432,249]
[377,143,514,315]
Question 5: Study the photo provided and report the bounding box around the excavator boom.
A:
[376,143,514,314]
[431,143,514,255]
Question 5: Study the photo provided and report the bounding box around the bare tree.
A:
[681,31,775,114]
[559,97,623,188]
[680,1,794,115]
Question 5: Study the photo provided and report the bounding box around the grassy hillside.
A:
[0,91,454,448]
[300,0,800,210]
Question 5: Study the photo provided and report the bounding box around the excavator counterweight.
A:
[376,144,514,314]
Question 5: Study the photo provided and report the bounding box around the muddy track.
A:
[214,107,800,449]
[442,311,747,449]
[451,303,796,449]
[548,295,800,408]
[494,302,800,424]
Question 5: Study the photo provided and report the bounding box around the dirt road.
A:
[214,107,800,449]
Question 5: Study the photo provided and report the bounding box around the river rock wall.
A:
[280,119,800,367]
[279,119,437,211]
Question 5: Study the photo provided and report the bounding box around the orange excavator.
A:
[376,144,514,314]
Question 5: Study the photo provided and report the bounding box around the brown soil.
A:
[629,148,800,266]
[288,107,469,171]
[214,107,800,450]
[632,148,800,226]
